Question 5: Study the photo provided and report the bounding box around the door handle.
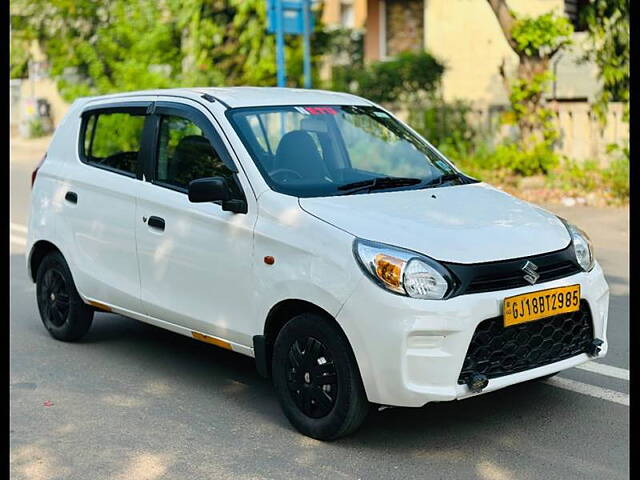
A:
[147,216,165,231]
[65,191,78,204]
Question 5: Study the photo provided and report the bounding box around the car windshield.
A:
[226,105,470,198]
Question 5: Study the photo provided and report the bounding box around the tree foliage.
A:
[511,12,573,57]
[580,0,629,123]
[10,0,327,102]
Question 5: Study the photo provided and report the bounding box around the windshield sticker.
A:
[294,107,311,115]
[373,111,389,118]
[304,106,338,115]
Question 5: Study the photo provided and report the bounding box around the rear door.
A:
[57,100,151,311]
[134,99,257,348]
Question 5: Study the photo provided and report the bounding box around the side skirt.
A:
[81,296,255,358]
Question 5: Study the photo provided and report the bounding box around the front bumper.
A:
[336,262,610,407]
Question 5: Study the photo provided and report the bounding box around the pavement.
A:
[10,136,629,480]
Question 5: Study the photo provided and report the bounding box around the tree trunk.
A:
[487,0,553,148]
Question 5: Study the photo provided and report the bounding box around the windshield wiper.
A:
[337,176,422,195]
[422,172,465,188]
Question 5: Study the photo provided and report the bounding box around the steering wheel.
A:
[270,168,303,183]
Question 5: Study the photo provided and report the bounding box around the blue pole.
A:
[275,0,286,87]
[302,0,312,89]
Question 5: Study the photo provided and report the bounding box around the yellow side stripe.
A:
[191,331,233,350]
[87,300,112,312]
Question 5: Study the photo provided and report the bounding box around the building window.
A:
[340,1,355,28]
[564,0,589,32]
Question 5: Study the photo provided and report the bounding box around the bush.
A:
[602,145,630,200]
[332,51,445,105]
[409,100,479,160]
[544,146,629,203]
[27,118,46,138]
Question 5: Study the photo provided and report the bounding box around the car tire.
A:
[36,251,94,342]
[271,312,370,440]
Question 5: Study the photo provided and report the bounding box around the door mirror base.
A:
[222,199,247,214]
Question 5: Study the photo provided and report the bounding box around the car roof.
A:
[82,87,373,109]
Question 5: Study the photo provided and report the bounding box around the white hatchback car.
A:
[27,87,609,440]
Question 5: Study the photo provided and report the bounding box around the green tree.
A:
[10,0,327,101]
[486,1,573,150]
[580,0,629,123]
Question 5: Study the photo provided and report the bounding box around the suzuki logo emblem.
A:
[522,261,540,285]
[522,260,540,285]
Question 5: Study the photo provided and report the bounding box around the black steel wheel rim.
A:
[285,336,338,418]
[39,268,70,327]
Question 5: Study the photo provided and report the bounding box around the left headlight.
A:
[559,218,595,271]
[353,238,455,299]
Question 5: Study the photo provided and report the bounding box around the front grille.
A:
[457,301,594,384]
[444,244,582,297]
[464,260,581,294]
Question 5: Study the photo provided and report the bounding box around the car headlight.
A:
[353,238,455,299]
[559,218,595,271]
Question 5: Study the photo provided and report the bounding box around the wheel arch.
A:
[28,240,63,282]
[254,299,354,379]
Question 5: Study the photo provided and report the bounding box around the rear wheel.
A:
[36,252,93,341]
[272,313,369,440]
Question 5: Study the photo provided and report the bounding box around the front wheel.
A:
[271,313,370,440]
[36,251,94,341]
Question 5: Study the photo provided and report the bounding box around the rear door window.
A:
[82,111,145,176]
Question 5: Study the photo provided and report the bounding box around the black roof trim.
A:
[201,93,230,109]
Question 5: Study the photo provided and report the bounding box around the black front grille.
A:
[444,244,582,297]
[457,301,594,384]
[464,260,581,294]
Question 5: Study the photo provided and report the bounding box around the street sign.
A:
[266,0,316,35]
[266,0,315,88]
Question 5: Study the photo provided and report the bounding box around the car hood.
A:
[299,183,571,264]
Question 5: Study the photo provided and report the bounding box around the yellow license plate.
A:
[503,284,581,327]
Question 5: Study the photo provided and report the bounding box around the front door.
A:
[134,100,257,347]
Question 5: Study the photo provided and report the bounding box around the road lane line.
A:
[10,223,28,234]
[575,362,629,381]
[544,376,629,406]
[10,235,26,246]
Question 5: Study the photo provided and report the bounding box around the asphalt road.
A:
[10,137,629,480]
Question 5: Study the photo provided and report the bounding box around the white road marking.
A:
[10,234,26,246]
[10,223,28,234]
[575,362,629,381]
[544,376,629,406]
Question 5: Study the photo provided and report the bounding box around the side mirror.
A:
[188,177,248,214]
[188,177,230,203]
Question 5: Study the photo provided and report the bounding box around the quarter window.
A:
[155,115,235,190]
[82,111,145,176]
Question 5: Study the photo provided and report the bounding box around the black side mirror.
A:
[188,177,230,203]
[188,177,248,214]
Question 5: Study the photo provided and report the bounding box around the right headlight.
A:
[353,238,455,299]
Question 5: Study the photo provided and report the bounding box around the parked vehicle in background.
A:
[27,87,609,440]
